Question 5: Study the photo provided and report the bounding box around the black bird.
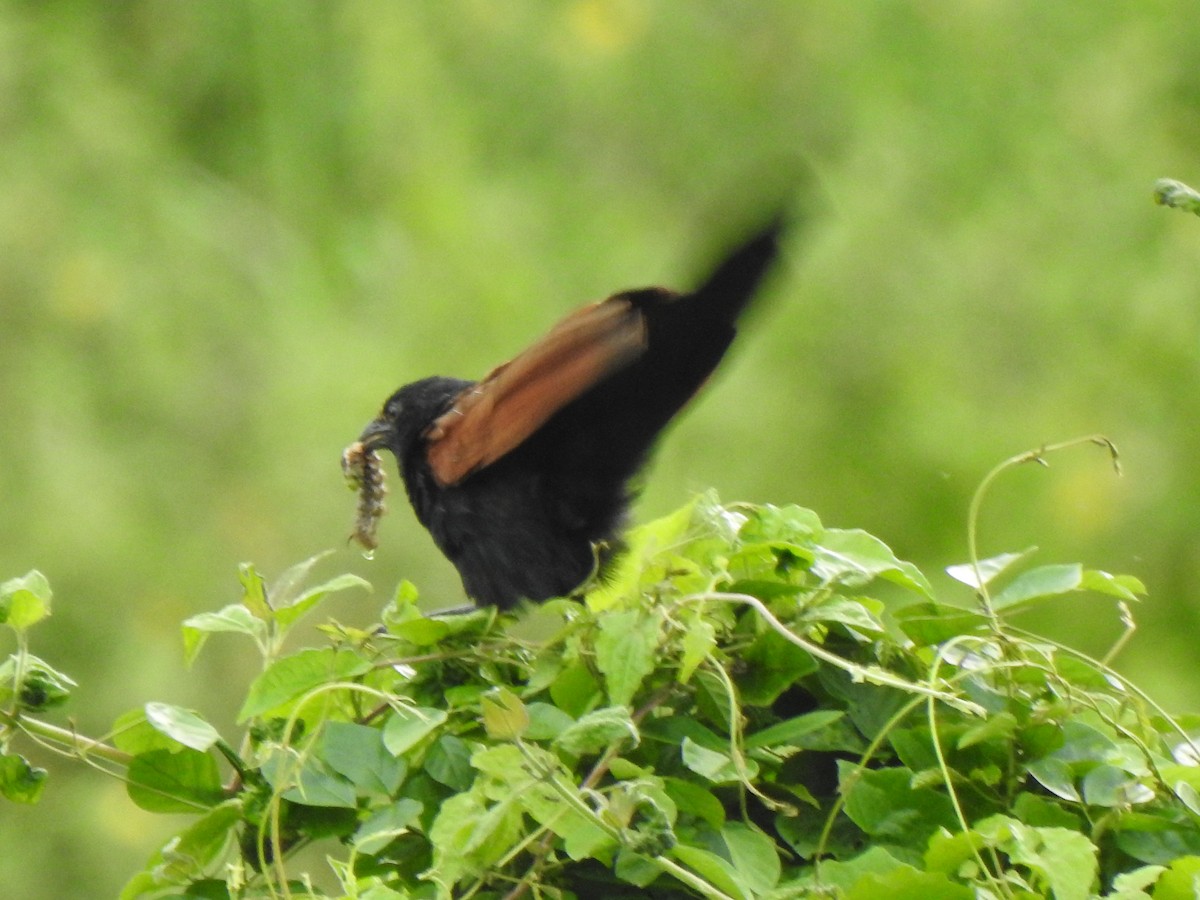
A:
[350,218,784,610]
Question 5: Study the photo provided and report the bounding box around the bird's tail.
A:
[690,215,785,324]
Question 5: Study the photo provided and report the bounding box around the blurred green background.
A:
[3,2,1199,896]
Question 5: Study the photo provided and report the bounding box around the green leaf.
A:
[323,722,406,796]
[425,734,474,790]
[481,687,529,740]
[523,702,575,741]
[721,822,780,893]
[817,845,911,891]
[181,604,267,664]
[1154,177,1200,216]
[1150,856,1200,900]
[266,551,332,606]
[738,627,818,705]
[1107,864,1166,899]
[144,702,221,752]
[1080,569,1145,602]
[840,764,958,845]
[924,827,988,876]
[382,705,448,756]
[678,615,715,684]
[0,654,75,711]
[893,601,989,645]
[1082,764,1154,808]
[389,616,452,646]
[274,572,370,629]
[157,799,243,880]
[738,503,823,544]
[587,499,699,610]
[945,547,1037,589]
[238,648,371,720]
[0,753,47,804]
[0,570,52,631]
[1000,819,1098,900]
[957,710,1018,750]
[681,737,747,784]
[261,752,357,808]
[549,662,601,718]
[127,748,224,813]
[811,529,933,597]
[663,777,725,829]
[991,563,1083,611]
[1028,756,1081,802]
[744,710,846,749]
[553,706,639,756]
[488,749,614,859]
[595,608,661,707]
[238,562,271,619]
[670,843,753,900]
[112,708,190,755]
[352,799,423,855]
[428,790,523,887]
[800,595,886,635]
[845,866,974,900]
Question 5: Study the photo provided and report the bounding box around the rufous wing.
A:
[425,294,656,486]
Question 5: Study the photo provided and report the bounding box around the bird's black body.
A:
[357,220,783,609]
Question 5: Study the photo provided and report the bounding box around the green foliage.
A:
[1153,179,1200,218]
[10,462,1200,898]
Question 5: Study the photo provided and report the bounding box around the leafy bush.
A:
[5,442,1200,899]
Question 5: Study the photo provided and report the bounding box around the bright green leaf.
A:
[324,722,406,796]
[721,822,780,893]
[0,570,51,631]
[382,706,447,756]
[352,799,423,855]
[127,748,224,813]
[595,608,661,707]
[946,548,1037,589]
[893,601,989,645]
[261,752,356,808]
[840,764,958,844]
[678,616,715,684]
[553,706,638,756]
[957,710,1018,750]
[0,753,47,804]
[681,737,746,784]
[481,687,529,740]
[274,572,370,629]
[845,866,974,900]
[549,662,601,718]
[1003,821,1098,900]
[428,790,524,887]
[238,648,371,720]
[811,529,933,597]
[425,734,473,790]
[670,843,752,900]
[587,499,699,610]
[1148,856,1200,900]
[991,563,1083,611]
[158,800,243,880]
[523,702,575,741]
[181,604,267,665]
[1080,569,1146,602]
[663,777,725,829]
[238,563,270,619]
[266,551,333,607]
[744,710,846,749]
[144,702,221,752]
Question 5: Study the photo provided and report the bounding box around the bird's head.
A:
[358,376,474,461]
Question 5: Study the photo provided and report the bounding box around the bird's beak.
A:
[358,417,393,452]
